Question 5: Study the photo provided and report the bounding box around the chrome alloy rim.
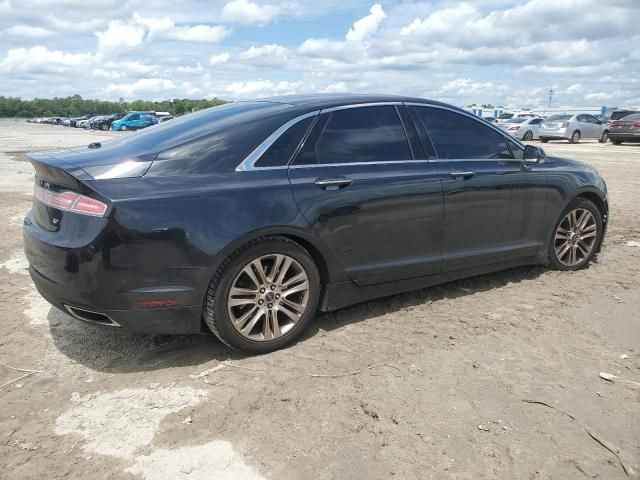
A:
[227,254,310,341]
[554,208,597,267]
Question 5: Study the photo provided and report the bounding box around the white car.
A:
[498,117,544,141]
[539,114,609,144]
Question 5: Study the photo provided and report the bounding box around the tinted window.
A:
[621,113,640,120]
[129,114,140,121]
[150,113,293,175]
[314,106,412,165]
[611,111,640,120]
[507,139,524,160]
[547,115,572,121]
[412,107,512,160]
[255,116,315,167]
[530,118,542,125]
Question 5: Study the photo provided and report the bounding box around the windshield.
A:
[546,115,572,121]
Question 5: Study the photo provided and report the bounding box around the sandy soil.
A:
[0,119,639,480]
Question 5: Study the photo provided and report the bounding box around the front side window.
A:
[313,106,412,165]
[128,114,140,121]
[530,118,542,125]
[411,107,512,160]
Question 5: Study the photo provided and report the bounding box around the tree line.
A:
[0,95,227,118]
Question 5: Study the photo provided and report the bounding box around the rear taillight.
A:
[611,121,623,127]
[508,126,520,131]
[34,184,107,217]
[634,121,640,128]
[561,121,569,128]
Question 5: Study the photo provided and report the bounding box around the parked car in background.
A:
[112,111,158,131]
[609,113,640,145]
[482,116,498,123]
[499,117,544,141]
[605,109,640,126]
[77,117,97,129]
[539,114,609,143]
[93,113,126,131]
[159,115,174,122]
[24,94,608,353]
[69,115,91,128]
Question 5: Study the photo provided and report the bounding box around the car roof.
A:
[255,93,456,111]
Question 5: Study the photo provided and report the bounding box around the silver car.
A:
[498,117,543,141]
[539,113,609,144]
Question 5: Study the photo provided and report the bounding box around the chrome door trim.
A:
[235,102,411,172]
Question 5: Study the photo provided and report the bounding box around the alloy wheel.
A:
[227,254,310,342]
[554,208,597,267]
[524,130,533,141]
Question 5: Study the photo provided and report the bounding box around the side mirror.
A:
[524,144,545,163]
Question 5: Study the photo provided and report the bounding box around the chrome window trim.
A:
[235,110,320,171]
[236,102,408,171]
[403,101,527,152]
[289,160,430,169]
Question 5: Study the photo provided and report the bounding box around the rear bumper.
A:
[609,133,640,142]
[24,212,205,335]
[29,265,204,334]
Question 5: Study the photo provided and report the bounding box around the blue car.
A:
[112,112,158,131]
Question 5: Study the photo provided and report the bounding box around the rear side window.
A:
[128,114,140,121]
[313,106,412,165]
[255,116,315,167]
[411,107,512,160]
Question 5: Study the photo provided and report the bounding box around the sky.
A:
[0,0,639,108]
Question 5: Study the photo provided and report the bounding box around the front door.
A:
[408,104,546,271]
[288,105,443,285]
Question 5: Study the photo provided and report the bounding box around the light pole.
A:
[548,88,554,108]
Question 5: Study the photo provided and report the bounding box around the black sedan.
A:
[24,94,608,353]
[609,113,640,144]
[93,113,126,131]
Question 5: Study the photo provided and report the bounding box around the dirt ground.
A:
[0,118,639,480]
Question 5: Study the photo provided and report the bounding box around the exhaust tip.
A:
[63,305,120,327]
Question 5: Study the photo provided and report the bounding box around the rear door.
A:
[408,104,546,271]
[288,104,443,285]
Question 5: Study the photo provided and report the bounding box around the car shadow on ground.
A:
[47,265,548,374]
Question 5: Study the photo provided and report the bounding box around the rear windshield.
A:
[498,113,513,119]
[509,118,527,124]
[611,111,640,120]
[546,115,572,121]
[620,113,640,120]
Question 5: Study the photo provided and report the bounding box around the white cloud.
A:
[209,52,230,65]
[131,12,174,39]
[0,46,94,73]
[166,25,230,43]
[96,20,145,52]
[106,78,177,98]
[224,79,304,98]
[4,25,54,38]
[175,63,204,74]
[221,0,280,25]
[346,4,386,42]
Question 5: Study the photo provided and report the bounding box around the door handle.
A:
[451,171,475,179]
[314,177,353,190]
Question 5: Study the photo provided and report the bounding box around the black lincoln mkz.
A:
[24,94,608,353]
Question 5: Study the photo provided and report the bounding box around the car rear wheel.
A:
[540,137,549,143]
[523,130,533,141]
[569,130,581,143]
[611,139,622,145]
[599,131,609,143]
[121,125,127,131]
[204,236,321,353]
[548,198,602,271]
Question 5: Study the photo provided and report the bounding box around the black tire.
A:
[611,139,622,145]
[599,131,609,143]
[204,236,321,353]
[548,198,603,271]
[540,137,549,143]
[569,130,581,144]
[523,130,533,141]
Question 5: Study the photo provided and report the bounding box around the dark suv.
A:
[24,94,608,353]
[93,113,126,131]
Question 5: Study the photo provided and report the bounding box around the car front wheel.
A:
[569,130,581,143]
[548,198,603,271]
[205,236,321,353]
[121,125,127,131]
[599,131,609,143]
